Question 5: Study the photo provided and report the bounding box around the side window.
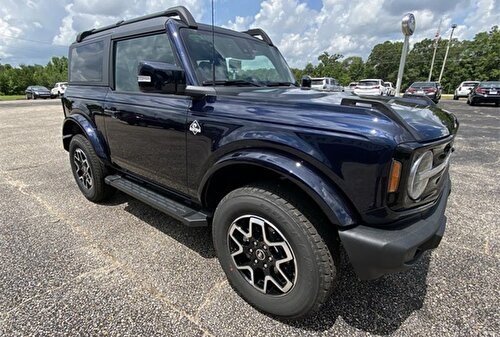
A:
[70,41,104,82]
[114,34,177,92]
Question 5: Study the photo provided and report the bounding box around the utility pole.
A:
[438,23,457,83]
[395,13,415,97]
[428,18,442,82]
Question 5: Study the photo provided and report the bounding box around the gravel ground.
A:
[0,99,498,336]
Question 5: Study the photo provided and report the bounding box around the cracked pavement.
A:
[0,99,498,336]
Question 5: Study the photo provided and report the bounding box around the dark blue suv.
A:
[61,6,458,319]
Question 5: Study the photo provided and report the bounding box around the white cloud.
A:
[0,0,498,67]
[0,17,23,59]
[52,0,207,46]
[224,0,500,68]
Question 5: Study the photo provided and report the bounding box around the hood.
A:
[214,87,458,143]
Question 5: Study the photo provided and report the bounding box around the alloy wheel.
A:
[73,148,93,189]
[227,215,297,295]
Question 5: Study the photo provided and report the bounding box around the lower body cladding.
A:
[339,179,450,280]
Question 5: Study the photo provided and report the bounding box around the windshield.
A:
[311,79,324,85]
[359,81,379,86]
[462,82,478,87]
[411,82,436,88]
[479,81,500,88]
[33,86,48,90]
[181,29,295,86]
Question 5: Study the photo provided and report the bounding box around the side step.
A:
[105,175,208,227]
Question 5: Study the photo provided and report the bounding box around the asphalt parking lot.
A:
[0,99,498,336]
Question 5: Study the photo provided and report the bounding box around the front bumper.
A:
[354,89,382,96]
[456,90,472,97]
[339,179,450,280]
[36,93,52,98]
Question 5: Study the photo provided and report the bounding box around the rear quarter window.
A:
[70,40,105,82]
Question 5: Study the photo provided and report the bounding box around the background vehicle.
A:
[310,77,343,92]
[25,86,51,99]
[384,81,396,96]
[51,82,68,98]
[61,6,458,320]
[467,81,500,106]
[344,82,358,92]
[454,81,479,100]
[405,82,442,103]
[353,79,385,96]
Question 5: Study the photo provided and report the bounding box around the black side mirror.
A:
[301,75,312,88]
[138,61,186,95]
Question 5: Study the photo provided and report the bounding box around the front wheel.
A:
[453,95,458,100]
[212,184,336,319]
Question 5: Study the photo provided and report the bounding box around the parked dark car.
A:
[405,82,442,103]
[467,81,500,106]
[61,6,458,319]
[25,86,52,99]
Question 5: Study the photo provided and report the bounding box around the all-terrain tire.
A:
[69,134,114,202]
[212,183,336,319]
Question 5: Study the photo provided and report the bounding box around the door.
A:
[104,32,190,193]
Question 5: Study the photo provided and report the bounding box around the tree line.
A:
[0,57,68,95]
[0,26,498,95]
[291,26,499,93]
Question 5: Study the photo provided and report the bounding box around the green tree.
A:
[364,41,402,82]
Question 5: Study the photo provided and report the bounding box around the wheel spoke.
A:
[73,148,93,190]
[227,215,297,296]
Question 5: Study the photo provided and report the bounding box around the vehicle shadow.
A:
[287,250,432,335]
[106,192,430,334]
[115,193,216,259]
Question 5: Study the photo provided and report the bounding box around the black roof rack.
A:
[76,6,197,43]
[242,28,273,46]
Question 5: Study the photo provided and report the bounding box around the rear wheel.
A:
[69,134,114,202]
[212,184,336,319]
[453,95,458,100]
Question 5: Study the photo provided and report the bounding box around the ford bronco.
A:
[61,6,458,319]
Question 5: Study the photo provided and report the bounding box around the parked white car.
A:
[310,77,343,92]
[454,81,479,100]
[51,82,68,97]
[384,82,396,96]
[344,82,358,92]
[353,79,385,96]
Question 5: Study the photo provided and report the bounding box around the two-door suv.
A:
[62,6,458,319]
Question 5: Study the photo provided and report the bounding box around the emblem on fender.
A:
[189,120,201,135]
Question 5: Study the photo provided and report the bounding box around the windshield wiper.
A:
[202,80,262,87]
[265,81,297,87]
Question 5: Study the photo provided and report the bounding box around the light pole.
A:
[438,23,457,83]
[395,13,415,97]
[428,18,442,82]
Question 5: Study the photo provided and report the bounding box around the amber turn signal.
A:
[388,160,402,193]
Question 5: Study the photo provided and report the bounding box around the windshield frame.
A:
[180,27,296,87]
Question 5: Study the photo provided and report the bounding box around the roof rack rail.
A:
[242,28,273,46]
[76,6,197,43]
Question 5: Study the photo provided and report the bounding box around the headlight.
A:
[407,151,433,200]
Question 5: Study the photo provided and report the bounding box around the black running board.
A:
[105,175,208,227]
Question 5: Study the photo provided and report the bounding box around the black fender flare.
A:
[62,113,109,161]
[200,150,356,228]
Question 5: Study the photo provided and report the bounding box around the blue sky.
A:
[0,0,498,68]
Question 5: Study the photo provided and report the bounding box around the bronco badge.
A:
[189,120,201,135]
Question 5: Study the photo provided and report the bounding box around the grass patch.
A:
[0,95,26,101]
